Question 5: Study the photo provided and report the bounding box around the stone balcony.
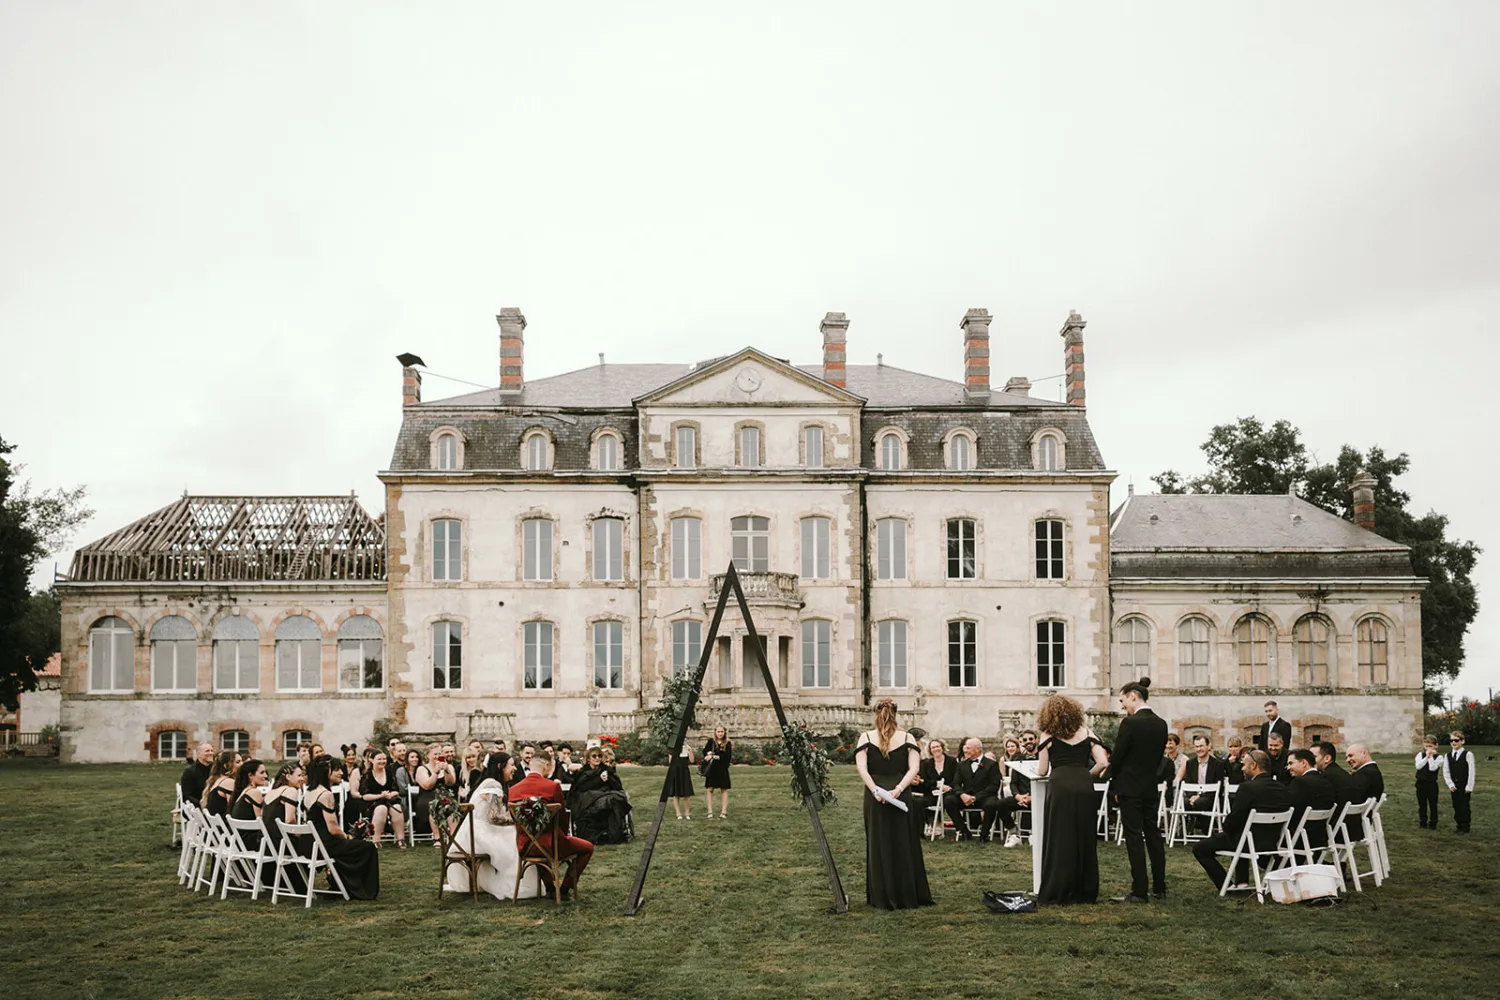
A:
[589,703,928,741]
[709,571,802,608]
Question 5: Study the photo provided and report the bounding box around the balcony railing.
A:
[587,703,926,741]
[709,571,802,607]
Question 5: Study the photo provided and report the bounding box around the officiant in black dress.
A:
[854,699,933,910]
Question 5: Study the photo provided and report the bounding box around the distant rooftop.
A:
[1110,493,1407,551]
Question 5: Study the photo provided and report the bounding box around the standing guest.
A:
[1109,677,1168,903]
[1257,701,1293,752]
[1346,744,1385,804]
[1223,736,1248,785]
[201,750,240,815]
[1035,695,1109,905]
[913,738,964,837]
[665,742,696,819]
[955,738,1004,843]
[702,726,733,819]
[360,751,406,848]
[1192,750,1291,892]
[1415,735,1444,829]
[1442,731,1476,835]
[1181,734,1227,830]
[180,742,214,806]
[304,756,379,899]
[508,749,593,900]
[1264,733,1290,783]
[854,699,932,910]
[309,743,326,760]
[460,746,483,800]
[405,748,438,841]
[1286,749,1335,847]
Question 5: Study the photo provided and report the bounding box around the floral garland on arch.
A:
[781,722,836,810]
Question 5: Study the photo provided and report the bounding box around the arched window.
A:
[523,621,555,690]
[282,730,313,759]
[1234,615,1274,687]
[1114,617,1151,689]
[947,431,975,471]
[433,621,461,690]
[1037,619,1066,688]
[522,517,554,581]
[212,616,259,692]
[220,729,250,754]
[731,516,770,572]
[1357,617,1389,686]
[595,431,621,472]
[877,620,908,688]
[1036,433,1063,472]
[275,615,322,692]
[673,424,697,469]
[593,621,624,689]
[89,616,134,693]
[150,616,197,692]
[800,517,830,579]
[879,433,902,471]
[1177,617,1212,688]
[436,432,459,471]
[801,619,832,688]
[1295,615,1332,687]
[157,730,188,760]
[592,517,624,581]
[523,430,551,471]
[337,615,383,690]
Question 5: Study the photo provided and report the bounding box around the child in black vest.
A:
[1414,734,1443,830]
[1442,730,1475,834]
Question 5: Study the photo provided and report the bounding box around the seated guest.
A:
[304,755,380,899]
[229,758,269,840]
[201,750,240,816]
[957,738,1020,843]
[296,743,313,769]
[1192,750,1291,891]
[1002,736,1022,760]
[359,751,406,848]
[508,748,594,899]
[569,747,633,844]
[518,745,536,772]
[1223,737,1248,784]
[1286,749,1336,847]
[445,753,544,900]
[260,763,306,892]
[555,745,579,781]
[1181,735,1227,831]
[180,742,214,807]
[1162,733,1185,783]
[912,739,964,836]
[1264,733,1290,783]
[1346,744,1385,804]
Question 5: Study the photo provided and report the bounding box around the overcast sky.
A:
[3,3,1496,701]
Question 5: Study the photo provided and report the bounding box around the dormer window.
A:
[593,429,622,472]
[1032,430,1066,472]
[437,433,459,471]
[945,429,976,471]
[523,430,552,471]
[878,431,904,471]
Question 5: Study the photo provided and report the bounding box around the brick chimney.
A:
[397,352,424,407]
[961,308,991,399]
[497,307,526,396]
[1060,310,1086,407]
[820,312,848,388]
[1352,470,1377,530]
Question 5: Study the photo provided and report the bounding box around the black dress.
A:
[258,792,299,891]
[702,739,732,789]
[205,783,233,818]
[307,795,380,900]
[408,767,435,837]
[1037,736,1100,905]
[230,791,262,849]
[571,765,633,844]
[664,750,695,798]
[857,737,933,910]
[361,769,403,818]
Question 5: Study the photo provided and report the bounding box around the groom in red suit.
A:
[508,748,593,899]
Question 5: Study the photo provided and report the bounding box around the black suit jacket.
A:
[957,756,1001,800]
[1219,773,1293,851]
[916,756,960,796]
[1111,707,1169,799]
[1263,750,1291,784]
[1350,762,1385,804]
[1289,769,1336,826]
[1006,754,1033,797]
[1256,716,1293,752]
[180,760,210,806]
[1182,755,1227,787]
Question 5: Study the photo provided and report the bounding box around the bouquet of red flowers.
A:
[350,816,374,841]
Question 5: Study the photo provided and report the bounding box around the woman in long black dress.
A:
[260,763,305,891]
[305,755,380,899]
[1035,694,1109,905]
[665,743,695,820]
[702,726,732,820]
[855,699,933,910]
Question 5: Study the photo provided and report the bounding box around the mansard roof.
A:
[65,495,386,583]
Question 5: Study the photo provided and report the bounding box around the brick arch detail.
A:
[145,719,199,761]
[332,607,386,633]
[1231,713,1266,744]
[267,607,332,637]
[1291,713,1345,749]
[270,719,321,759]
[202,606,266,635]
[208,719,261,758]
[1171,715,1224,748]
[140,607,207,638]
[88,607,144,635]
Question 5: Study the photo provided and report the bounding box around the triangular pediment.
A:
[634,348,864,407]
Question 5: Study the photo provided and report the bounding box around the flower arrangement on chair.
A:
[514,796,553,840]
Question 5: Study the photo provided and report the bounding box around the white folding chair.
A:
[172,783,185,847]
[1329,800,1382,891]
[1281,806,1344,893]
[221,816,273,900]
[271,819,350,907]
[1215,807,1295,903]
[1370,793,1391,879]
[1094,781,1112,839]
[407,784,436,846]
[178,802,207,884]
[1168,782,1222,846]
[333,784,349,831]
[192,814,233,894]
[1155,781,1170,833]
[925,785,950,841]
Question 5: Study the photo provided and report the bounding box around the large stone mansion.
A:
[55,308,1426,762]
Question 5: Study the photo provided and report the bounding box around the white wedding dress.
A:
[445,779,544,900]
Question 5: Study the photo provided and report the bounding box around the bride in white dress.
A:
[445,754,543,900]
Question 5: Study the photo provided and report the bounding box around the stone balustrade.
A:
[709,571,802,607]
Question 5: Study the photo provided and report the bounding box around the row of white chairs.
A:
[175,780,439,850]
[177,799,350,906]
[1213,793,1390,903]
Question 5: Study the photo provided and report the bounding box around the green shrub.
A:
[1429,698,1500,746]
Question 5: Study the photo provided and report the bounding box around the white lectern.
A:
[1004,759,1048,893]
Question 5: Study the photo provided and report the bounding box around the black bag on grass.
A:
[983,890,1038,914]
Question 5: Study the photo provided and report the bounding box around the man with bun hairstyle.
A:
[1109,677,1169,903]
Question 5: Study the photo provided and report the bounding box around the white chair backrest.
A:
[176,782,185,808]
[1181,782,1218,795]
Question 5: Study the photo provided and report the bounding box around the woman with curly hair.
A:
[1034,694,1108,905]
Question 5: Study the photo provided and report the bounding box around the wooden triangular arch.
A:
[623,562,849,915]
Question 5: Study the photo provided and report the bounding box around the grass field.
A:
[1,755,1496,1000]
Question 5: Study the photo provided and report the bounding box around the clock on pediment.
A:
[734,366,763,393]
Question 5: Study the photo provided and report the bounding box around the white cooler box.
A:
[1265,864,1342,903]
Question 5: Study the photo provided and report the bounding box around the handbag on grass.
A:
[982,890,1038,914]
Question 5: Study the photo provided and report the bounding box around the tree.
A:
[1155,418,1480,708]
[0,436,92,709]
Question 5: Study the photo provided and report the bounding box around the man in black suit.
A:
[1109,678,1168,902]
[1193,750,1292,890]
[1263,733,1290,783]
[912,738,966,837]
[955,737,1004,842]
[1286,749,1336,848]
[1346,744,1385,804]
[1256,701,1293,752]
[179,741,214,806]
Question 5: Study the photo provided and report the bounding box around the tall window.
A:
[1295,615,1331,686]
[432,621,462,690]
[213,616,259,692]
[437,433,459,470]
[282,730,313,759]
[274,615,321,692]
[1235,616,1273,687]
[525,432,550,471]
[879,433,902,471]
[946,519,976,580]
[803,426,824,468]
[1115,617,1150,688]
[1357,618,1389,686]
[158,731,188,760]
[675,426,697,468]
[432,519,462,581]
[800,517,830,579]
[947,620,977,688]
[670,517,701,579]
[221,730,250,754]
[593,621,624,689]
[1037,434,1061,471]
[1035,520,1064,580]
[731,516,769,572]
[523,621,554,690]
[739,426,761,468]
[89,616,134,692]
[337,615,384,690]
[671,620,702,678]
[743,635,769,689]
[596,433,619,471]
[1037,620,1066,687]
[523,518,554,581]
[1177,617,1211,688]
[150,616,197,692]
[801,620,831,688]
[949,434,972,471]
[877,620,908,688]
[592,517,624,581]
[875,518,907,580]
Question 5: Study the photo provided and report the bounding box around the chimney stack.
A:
[1352,470,1377,530]
[961,308,991,399]
[1060,310,1086,407]
[1002,376,1031,397]
[497,307,526,396]
[396,352,425,407]
[820,312,848,388]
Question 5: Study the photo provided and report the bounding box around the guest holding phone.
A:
[702,726,733,820]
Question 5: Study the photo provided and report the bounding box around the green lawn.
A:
[1,755,1496,1000]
